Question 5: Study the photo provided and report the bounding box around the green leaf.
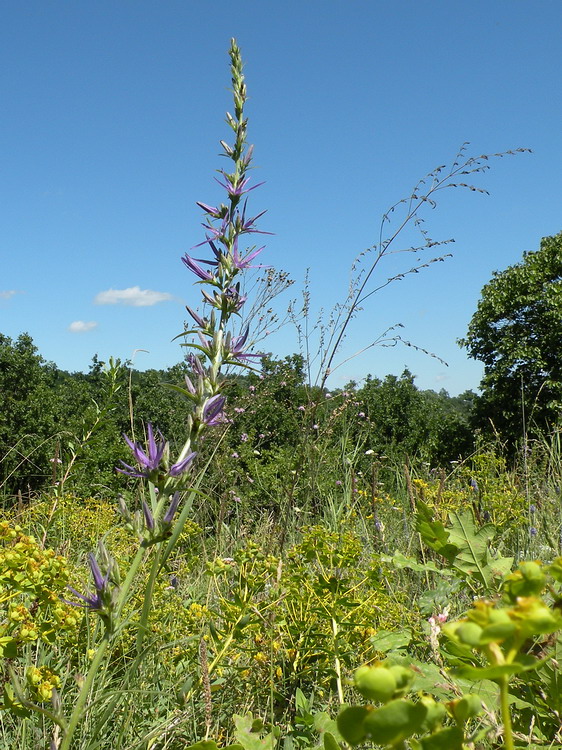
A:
[337,706,371,745]
[363,699,427,746]
[415,501,458,563]
[369,629,412,652]
[233,713,276,750]
[453,663,527,680]
[323,732,341,750]
[420,727,465,750]
[447,511,495,587]
[382,552,451,576]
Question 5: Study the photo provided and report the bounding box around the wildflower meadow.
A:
[3,40,562,750]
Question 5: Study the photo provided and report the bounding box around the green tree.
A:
[460,232,562,446]
[0,333,60,494]
[355,370,473,465]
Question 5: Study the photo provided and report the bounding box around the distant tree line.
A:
[1,333,477,501]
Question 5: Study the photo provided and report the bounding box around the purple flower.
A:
[117,424,196,480]
[470,478,479,492]
[215,173,265,198]
[66,554,110,611]
[163,492,181,525]
[226,328,264,362]
[118,424,166,479]
[232,243,266,270]
[184,374,197,396]
[298,405,306,411]
[168,451,197,477]
[186,306,207,329]
[529,504,536,515]
[202,395,228,426]
[240,433,248,442]
[196,201,226,218]
[142,500,155,532]
[188,354,206,378]
[182,254,215,281]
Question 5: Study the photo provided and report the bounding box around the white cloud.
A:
[0,290,19,300]
[94,286,173,307]
[69,320,98,333]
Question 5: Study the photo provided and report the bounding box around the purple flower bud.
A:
[182,254,214,281]
[188,354,205,378]
[186,306,207,329]
[168,452,197,477]
[203,395,228,426]
[142,500,155,532]
[163,492,181,525]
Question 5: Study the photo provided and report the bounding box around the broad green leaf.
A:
[363,699,427,746]
[382,551,451,575]
[323,732,341,750]
[369,629,412,652]
[337,706,371,745]
[447,511,495,587]
[453,663,527,680]
[414,501,458,563]
[420,727,465,750]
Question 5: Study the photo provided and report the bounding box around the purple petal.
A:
[142,500,155,532]
[203,394,227,425]
[186,306,206,329]
[182,254,214,281]
[88,553,107,592]
[169,452,197,477]
[163,491,181,524]
[196,201,219,215]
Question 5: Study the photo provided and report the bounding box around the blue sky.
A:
[1,1,561,395]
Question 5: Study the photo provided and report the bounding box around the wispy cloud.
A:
[69,320,98,333]
[94,286,173,307]
[0,290,20,301]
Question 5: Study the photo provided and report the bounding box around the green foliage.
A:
[415,500,514,593]
[351,370,474,467]
[460,231,562,447]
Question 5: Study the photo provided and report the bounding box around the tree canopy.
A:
[460,231,562,444]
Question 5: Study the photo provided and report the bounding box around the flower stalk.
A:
[57,38,269,747]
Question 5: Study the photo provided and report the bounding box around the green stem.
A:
[499,676,514,750]
[60,543,148,749]
[59,633,110,750]
[331,616,344,705]
[136,544,163,654]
